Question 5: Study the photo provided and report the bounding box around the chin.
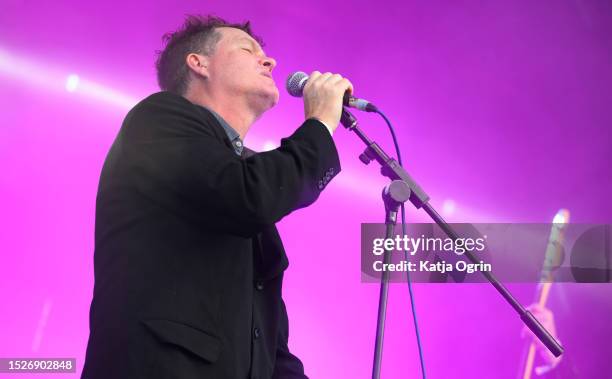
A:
[249,84,279,113]
[269,90,280,107]
[260,88,280,109]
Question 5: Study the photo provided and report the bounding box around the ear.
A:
[186,53,210,79]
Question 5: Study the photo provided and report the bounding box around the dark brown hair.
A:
[155,15,263,95]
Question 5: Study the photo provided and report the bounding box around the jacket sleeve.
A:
[115,98,341,237]
[272,298,308,379]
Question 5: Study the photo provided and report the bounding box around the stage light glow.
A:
[31,297,53,353]
[0,47,491,222]
[0,47,64,88]
[552,208,570,224]
[0,46,138,109]
[442,199,456,215]
[65,74,79,92]
[262,141,278,151]
[73,78,138,109]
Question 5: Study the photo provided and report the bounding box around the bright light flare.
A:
[0,46,138,109]
[65,74,79,92]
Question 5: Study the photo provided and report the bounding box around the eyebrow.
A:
[236,37,262,51]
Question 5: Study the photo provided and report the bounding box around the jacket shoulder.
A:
[120,91,226,142]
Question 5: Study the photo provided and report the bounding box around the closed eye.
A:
[241,48,253,53]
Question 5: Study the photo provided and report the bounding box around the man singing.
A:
[82,15,352,379]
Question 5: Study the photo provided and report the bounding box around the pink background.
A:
[1,1,611,378]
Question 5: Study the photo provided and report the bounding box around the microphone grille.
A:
[286,71,308,97]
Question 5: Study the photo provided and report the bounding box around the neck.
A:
[183,87,259,141]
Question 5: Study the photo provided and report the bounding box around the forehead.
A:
[216,27,262,49]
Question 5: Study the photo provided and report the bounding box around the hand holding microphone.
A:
[286,71,378,134]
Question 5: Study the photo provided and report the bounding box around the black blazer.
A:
[81,91,340,379]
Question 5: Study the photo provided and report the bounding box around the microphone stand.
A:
[373,179,412,379]
[339,109,564,379]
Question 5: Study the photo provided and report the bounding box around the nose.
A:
[262,56,277,72]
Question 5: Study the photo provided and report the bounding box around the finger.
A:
[340,78,354,95]
[309,71,321,80]
[304,71,321,91]
[317,76,351,100]
[324,74,353,94]
[317,72,333,84]
[323,73,343,84]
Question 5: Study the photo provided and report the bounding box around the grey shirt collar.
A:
[197,105,244,156]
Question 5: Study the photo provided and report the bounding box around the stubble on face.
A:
[208,27,279,112]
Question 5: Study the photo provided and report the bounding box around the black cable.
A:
[375,109,427,379]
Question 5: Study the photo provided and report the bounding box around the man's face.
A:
[206,27,279,111]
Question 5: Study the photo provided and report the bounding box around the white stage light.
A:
[65,74,79,92]
[442,199,456,215]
